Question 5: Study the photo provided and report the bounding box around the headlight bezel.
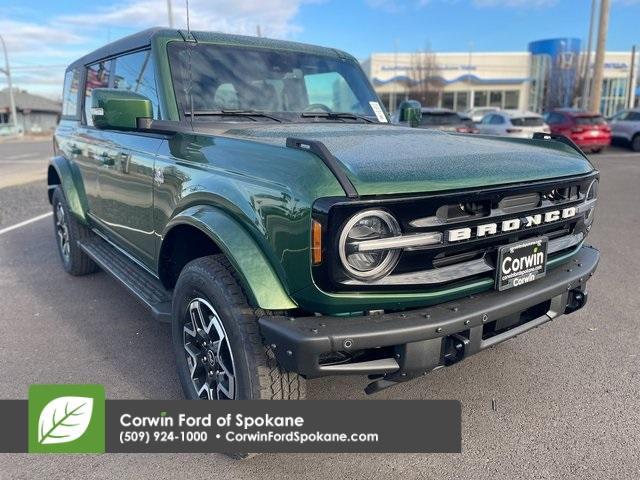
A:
[584,178,598,226]
[338,209,402,281]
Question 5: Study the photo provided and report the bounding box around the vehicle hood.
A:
[222,123,594,196]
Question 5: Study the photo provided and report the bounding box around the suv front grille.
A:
[312,173,596,292]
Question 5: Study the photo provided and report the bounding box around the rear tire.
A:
[51,186,99,276]
[631,134,640,152]
[591,148,602,154]
[171,255,306,401]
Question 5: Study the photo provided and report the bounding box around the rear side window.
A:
[511,117,543,127]
[575,116,605,126]
[61,69,81,119]
[113,50,161,119]
[489,115,505,125]
[84,61,112,126]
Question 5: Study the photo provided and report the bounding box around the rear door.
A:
[92,49,163,268]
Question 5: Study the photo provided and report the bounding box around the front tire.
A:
[51,186,98,276]
[631,134,640,152]
[171,255,306,400]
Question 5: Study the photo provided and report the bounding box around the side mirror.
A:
[398,100,422,128]
[91,88,153,130]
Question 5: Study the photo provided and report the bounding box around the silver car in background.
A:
[609,109,640,151]
[477,110,550,138]
[466,107,500,123]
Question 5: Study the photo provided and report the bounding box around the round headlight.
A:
[338,210,401,281]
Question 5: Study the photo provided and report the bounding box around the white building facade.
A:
[362,42,638,117]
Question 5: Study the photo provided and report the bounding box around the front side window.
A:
[62,69,81,118]
[611,110,629,121]
[167,43,384,122]
[84,61,112,126]
[113,50,161,119]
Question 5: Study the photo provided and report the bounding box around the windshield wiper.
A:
[300,111,375,123]
[184,109,283,123]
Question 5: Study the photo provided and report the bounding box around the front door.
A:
[89,48,164,268]
[93,132,161,267]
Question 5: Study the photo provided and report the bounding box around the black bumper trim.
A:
[259,245,599,378]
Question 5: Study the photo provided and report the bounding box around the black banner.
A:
[2,399,461,454]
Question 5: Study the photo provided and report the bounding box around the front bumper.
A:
[259,245,599,392]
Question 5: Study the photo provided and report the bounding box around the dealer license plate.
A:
[496,237,548,291]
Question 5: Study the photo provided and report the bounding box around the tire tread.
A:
[178,255,305,400]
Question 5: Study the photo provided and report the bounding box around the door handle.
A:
[120,152,131,174]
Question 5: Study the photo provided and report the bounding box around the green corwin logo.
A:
[38,396,94,445]
[28,385,105,453]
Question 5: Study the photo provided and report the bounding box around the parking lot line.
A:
[0,212,52,236]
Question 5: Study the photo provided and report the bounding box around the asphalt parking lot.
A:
[0,138,638,479]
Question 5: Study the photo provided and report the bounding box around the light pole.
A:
[589,0,610,113]
[581,0,597,110]
[167,0,174,27]
[0,34,19,135]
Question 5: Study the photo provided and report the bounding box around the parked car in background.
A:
[392,107,478,133]
[466,107,500,123]
[609,108,640,151]
[544,109,611,153]
[477,110,550,138]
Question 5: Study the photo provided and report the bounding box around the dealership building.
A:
[362,38,638,117]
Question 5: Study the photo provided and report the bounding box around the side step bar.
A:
[78,235,172,322]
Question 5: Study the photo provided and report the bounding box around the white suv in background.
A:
[477,110,550,138]
[609,109,640,151]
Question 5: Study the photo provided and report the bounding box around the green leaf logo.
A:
[37,396,94,445]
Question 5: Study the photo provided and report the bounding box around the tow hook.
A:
[565,289,588,314]
[444,334,469,366]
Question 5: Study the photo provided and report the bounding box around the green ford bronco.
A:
[49,28,599,400]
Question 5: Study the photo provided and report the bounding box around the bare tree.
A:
[407,45,441,107]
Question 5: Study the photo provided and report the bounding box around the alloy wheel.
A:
[55,202,70,261]
[183,298,236,400]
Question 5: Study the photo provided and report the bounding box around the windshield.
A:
[167,43,384,123]
[421,112,462,126]
[511,116,544,127]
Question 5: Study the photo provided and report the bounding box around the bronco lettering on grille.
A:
[447,207,576,242]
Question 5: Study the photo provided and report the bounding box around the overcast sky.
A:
[1,0,639,99]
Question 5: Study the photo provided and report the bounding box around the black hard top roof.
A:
[67,27,352,70]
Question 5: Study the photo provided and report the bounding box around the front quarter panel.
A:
[153,132,344,308]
